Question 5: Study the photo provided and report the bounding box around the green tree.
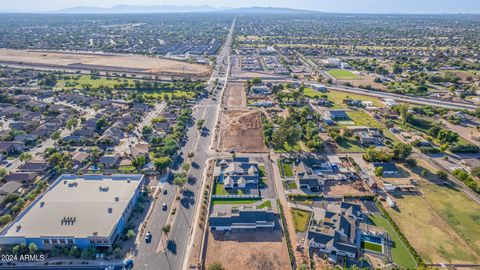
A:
[392,143,412,160]
[127,229,136,239]
[0,214,12,225]
[69,246,81,258]
[0,168,7,180]
[154,157,173,172]
[375,166,384,177]
[28,243,38,254]
[162,224,171,234]
[181,163,191,172]
[19,152,33,162]
[196,119,205,130]
[173,172,188,189]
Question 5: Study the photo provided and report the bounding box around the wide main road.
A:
[133,18,235,270]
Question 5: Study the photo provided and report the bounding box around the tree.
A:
[398,104,410,125]
[132,156,147,169]
[28,243,38,254]
[154,157,172,172]
[113,247,123,259]
[51,130,61,140]
[80,247,96,260]
[162,224,171,234]
[173,173,188,189]
[196,119,205,130]
[0,214,12,225]
[392,143,412,160]
[127,229,136,239]
[375,166,384,177]
[142,125,153,137]
[0,168,7,180]
[19,152,33,162]
[69,246,81,258]
[181,163,191,172]
[437,171,448,180]
[208,262,225,270]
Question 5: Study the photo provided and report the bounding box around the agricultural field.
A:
[385,177,480,264]
[368,214,417,269]
[327,69,360,80]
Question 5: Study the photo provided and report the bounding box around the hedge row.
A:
[375,198,425,268]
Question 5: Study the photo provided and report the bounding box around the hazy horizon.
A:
[1,0,480,14]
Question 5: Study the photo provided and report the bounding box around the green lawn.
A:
[287,181,297,189]
[327,69,360,80]
[362,241,383,253]
[58,75,133,88]
[211,198,260,205]
[279,160,294,177]
[343,110,399,143]
[292,209,311,232]
[257,200,272,209]
[326,90,384,109]
[368,214,417,269]
[213,182,245,196]
[336,138,365,153]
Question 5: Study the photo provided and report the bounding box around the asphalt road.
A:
[132,18,235,270]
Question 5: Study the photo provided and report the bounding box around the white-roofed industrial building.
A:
[0,174,144,249]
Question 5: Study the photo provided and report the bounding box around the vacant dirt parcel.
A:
[223,82,247,108]
[219,110,267,153]
[204,230,290,270]
[0,49,211,77]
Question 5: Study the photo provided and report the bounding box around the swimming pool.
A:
[361,235,382,244]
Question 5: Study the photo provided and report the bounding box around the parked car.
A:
[145,231,152,243]
[162,203,167,211]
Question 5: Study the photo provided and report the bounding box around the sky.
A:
[1,0,480,13]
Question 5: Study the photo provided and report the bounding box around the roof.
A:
[0,181,22,194]
[299,178,321,188]
[209,207,275,228]
[1,174,143,239]
[373,163,399,173]
[18,161,48,172]
[4,172,38,183]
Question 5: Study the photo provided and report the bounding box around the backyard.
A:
[368,214,417,269]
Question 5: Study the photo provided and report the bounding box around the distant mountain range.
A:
[56,5,318,14]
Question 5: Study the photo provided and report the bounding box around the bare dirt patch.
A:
[204,229,291,270]
[0,49,211,77]
[223,82,246,108]
[219,110,267,153]
[324,181,370,196]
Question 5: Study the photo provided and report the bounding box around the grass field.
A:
[279,160,294,177]
[341,110,399,143]
[336,138,365,153]
[368,214,417,269]
[385,183,480,264]
[292,208,311,232]
[327,90,384,109]
[361,241,383,253]
[327,69,360,80]
[211,198,260,205]
[58,75,134,88]
[257,200,272,209]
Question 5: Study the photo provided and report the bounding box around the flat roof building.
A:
[0,174,144,250]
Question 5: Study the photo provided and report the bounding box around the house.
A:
[209,206,276,231]
[358,132,378,146]
[218,158,260,189]
[373,163,399,176]
[99,155,120,169]
[461,159,480,174]
[311,84,327,92]
[72,152,90,167]
[4,172,39,184]
[0,181,22,204]
[298,178,323,192]
[308,202,365,259]
[18,160,49,173]
[129,144,149,160]
[251,85,271,95]
[343,99,363,107]
[383,98,399,107]
[0,141,25,154]
[322,110,349,124]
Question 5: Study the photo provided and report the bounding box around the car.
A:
[145,231,152,243]
[163,189,168,195]
[162,203,167,211]
[123,258,134,269]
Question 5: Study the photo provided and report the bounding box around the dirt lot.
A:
[223,82,246,108]
[0,49,211,77]
[204,229,291,270]
[337,74,386,91]
[219,110,267,152]
[324,181,371,196]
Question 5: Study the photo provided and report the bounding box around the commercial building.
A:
[0,174,144,249]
